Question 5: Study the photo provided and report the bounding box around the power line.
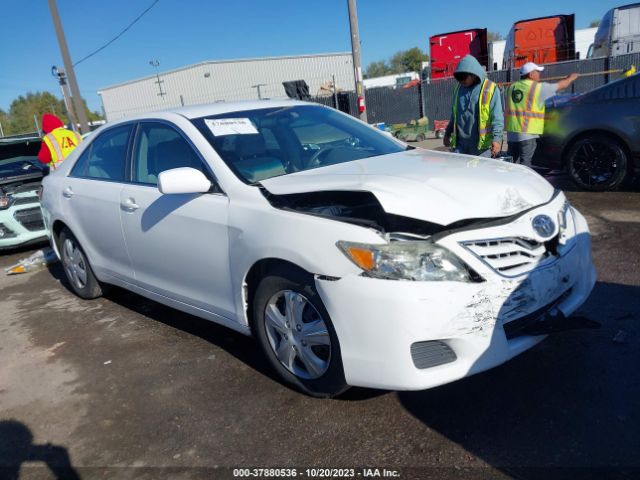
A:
[73,0,160,67]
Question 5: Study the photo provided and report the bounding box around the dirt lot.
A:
[1,173,639,479]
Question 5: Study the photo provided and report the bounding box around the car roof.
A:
[115,99,318,123]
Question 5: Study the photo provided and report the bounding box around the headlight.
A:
[0,196,10,210]
[337,240,474,282]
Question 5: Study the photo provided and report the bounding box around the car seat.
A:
[233,135,285,182]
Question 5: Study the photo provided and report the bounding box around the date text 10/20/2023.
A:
[233,468,400,478]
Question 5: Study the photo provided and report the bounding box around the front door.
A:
[119,121,235,318]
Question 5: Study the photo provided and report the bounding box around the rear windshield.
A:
[191,105,404,183]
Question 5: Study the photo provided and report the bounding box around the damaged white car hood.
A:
[260,149,555,225]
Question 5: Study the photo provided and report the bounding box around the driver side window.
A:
[132,122,207,185]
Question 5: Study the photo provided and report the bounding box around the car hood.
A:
[260,149,555,225]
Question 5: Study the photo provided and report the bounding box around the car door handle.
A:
[62,187,74,198]
[121,198,140,212]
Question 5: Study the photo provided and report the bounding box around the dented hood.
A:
[260,149,555,225]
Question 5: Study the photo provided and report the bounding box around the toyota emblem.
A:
[532,214,556,238]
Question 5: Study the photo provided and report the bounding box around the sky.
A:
[0,0,624,114]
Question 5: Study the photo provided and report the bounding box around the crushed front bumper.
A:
[316,205,596,391]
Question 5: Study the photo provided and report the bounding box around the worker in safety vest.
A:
[443,55,503,157]
[37,113,82,170]
[505,62,577,167]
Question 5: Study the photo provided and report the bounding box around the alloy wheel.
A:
[264,290,331,380]
[571,140,623,187]
[62,237,88,290]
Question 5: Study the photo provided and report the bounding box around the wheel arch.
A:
[51,219,70,256]
[242,258,315,333]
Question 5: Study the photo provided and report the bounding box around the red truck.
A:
[429,28,489,79]
[502,14,576,69]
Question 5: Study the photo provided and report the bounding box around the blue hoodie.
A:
[444,55,503,155]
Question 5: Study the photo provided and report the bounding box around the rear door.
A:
[62,123,135,281]
[119,121,235,318]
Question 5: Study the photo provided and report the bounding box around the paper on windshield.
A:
[205,118,258,136]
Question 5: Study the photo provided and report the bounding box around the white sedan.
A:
[41,101,596,397]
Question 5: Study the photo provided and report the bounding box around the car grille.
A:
[12,196,39,206]
[13,207,44,232]
[0,223,17,238]
[461,237,551,277]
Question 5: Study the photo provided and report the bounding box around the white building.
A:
[363,72,419,89]
[98,53,355,121]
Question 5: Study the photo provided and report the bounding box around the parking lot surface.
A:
[1,173,639,479]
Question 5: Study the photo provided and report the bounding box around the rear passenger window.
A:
[71,124,132,181]
[132,123,206,185]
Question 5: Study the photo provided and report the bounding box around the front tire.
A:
[59,228,103,299]
[252,267,348,398]
[566,135,629,191]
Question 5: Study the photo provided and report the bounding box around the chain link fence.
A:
[421,51,640,131]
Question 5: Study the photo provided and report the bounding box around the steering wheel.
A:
[306,146,338,169]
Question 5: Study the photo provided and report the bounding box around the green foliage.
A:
[365,47,429,78]
[0,91,102,136]
[589,20,600,28]
[487,31,503,42]
[365,60,390,79]
[389,47,429,74]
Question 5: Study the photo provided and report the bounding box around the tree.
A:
[589,20,600,28]
[365,60,391,78]
[365,47,430,78]
[389,47,429,74]
[1,91,102,136]
[487,31,504,42]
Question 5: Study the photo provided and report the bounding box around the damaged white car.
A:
[40,101,596,397]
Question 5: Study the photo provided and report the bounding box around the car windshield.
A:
[191,105,405,183]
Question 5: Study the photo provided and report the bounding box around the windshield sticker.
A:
[205,118,258,136]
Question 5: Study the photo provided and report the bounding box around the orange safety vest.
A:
[42,128,82,169]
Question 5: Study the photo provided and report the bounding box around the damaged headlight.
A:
[558,199,574,244]
[337,240,474,282]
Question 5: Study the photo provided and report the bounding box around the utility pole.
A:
[48,0,90,134]
[52,66,78,131]
[149,60,166,98]
[347,0,367,122]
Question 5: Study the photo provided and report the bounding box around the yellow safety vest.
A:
[505,79,545,135]
[42,127,82,169]
[450,77,497,151]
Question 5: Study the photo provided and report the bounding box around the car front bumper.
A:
[0,203,48,251]
[315,210,596,391]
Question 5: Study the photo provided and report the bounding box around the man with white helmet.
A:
[505,62,578,167]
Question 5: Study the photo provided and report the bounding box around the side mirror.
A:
[157,167,211,194]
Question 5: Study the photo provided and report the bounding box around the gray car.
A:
[534,74,640,191]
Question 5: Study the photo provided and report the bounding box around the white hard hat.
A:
[520,62,544,76]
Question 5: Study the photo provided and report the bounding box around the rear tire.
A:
[416,133,426,142]
[566,135,629,191]
[58,228,103,299]
[251,266,349,398]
